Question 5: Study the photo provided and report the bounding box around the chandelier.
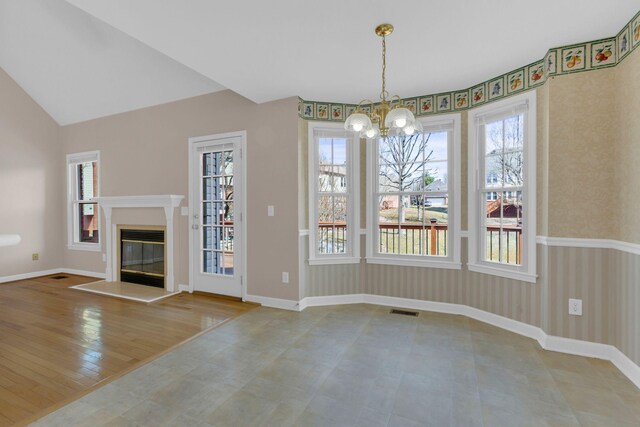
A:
[344,23,421,139]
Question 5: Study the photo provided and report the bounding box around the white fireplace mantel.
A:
[94,195,184,291]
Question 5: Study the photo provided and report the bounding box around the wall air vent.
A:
[390,308,419,317]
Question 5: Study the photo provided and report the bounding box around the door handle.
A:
[192,224,199,230]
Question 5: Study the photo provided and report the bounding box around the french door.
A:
[189,132,244,297]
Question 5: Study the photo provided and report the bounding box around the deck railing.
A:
[317,223,348,254]
[485,225,522,264]
[378,220,447,256]
[317,222,523,263]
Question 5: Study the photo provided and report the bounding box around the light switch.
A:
[267,205,275,217]
[282,272,289,283]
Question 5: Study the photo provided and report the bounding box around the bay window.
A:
[468,91,536,282]
[366,114,461,268]
[308,123,359,264]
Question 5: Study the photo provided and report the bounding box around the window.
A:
[308,123,359,264]
[67,151,100,251]
[468,91,536,282]
[366,114,461,268]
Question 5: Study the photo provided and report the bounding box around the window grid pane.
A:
[70,158,99,245]
[200,148,234,276]
[316,136,349,255]
[375,132,449,257]
[482,115,524,265]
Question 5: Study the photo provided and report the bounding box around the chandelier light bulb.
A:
[344,113,372,133]
[403,120,423,135]
[384,107,415,130]
[363,123,380,139]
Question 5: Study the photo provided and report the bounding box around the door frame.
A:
[188,131,247,300]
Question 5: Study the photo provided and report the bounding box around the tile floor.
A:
[31,304,640,427]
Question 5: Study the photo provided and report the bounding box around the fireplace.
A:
[119,228,165,288]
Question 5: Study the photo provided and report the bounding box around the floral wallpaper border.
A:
[298,10,640,121]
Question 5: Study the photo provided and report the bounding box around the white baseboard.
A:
[298,293,366,310]
[245,294,300,311]
[611,348,640,390]
[543,334,612,360]
[0,268,105,284]
[178,284,192,293]
[298,293,640,389]
[62,269,106,279]
[0,268,63,284]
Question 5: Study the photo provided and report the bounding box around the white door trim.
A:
[188,131,247,300]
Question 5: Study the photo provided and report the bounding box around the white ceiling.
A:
[2,1,639,124]
[0,0,224,125]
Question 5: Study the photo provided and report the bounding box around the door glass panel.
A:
[203,177,213,200]
[223,151,233,175]
[223,202,234,222]
[203,226,212,248]
[223,252,234,275]
[202,202,213,225]
[203,153,212,176]
[203,251,212,273]
[223,227,234,252]
[201,149,235,276]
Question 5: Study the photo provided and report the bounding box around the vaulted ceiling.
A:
[2,0,638,125]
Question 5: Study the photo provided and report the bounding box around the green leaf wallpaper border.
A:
[298,9,640,121]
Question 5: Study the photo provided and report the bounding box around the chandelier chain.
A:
[381,35,388,101]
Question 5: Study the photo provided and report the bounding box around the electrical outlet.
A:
[268,205,275,217]
[569,298,582,316]
[32,253,39,261]
[282,272,289,284]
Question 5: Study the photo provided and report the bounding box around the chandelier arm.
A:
[356,99,376,110]
[389,95,403,109]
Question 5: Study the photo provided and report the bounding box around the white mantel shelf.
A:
[93,195,183,209]
[95,195,184,292]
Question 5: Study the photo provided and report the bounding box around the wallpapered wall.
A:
[298,21,640,366]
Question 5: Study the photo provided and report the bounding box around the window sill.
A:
[67,243,102,252]
[366,256,461,269]
[467,263,537,283]
[308,257,361,266]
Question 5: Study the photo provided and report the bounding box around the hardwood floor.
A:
[0,274,255,426]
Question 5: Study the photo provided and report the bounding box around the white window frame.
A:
[366,113,461,269]
[67,151,101,252]
[308,122,360,265]
[468,91,536,283]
